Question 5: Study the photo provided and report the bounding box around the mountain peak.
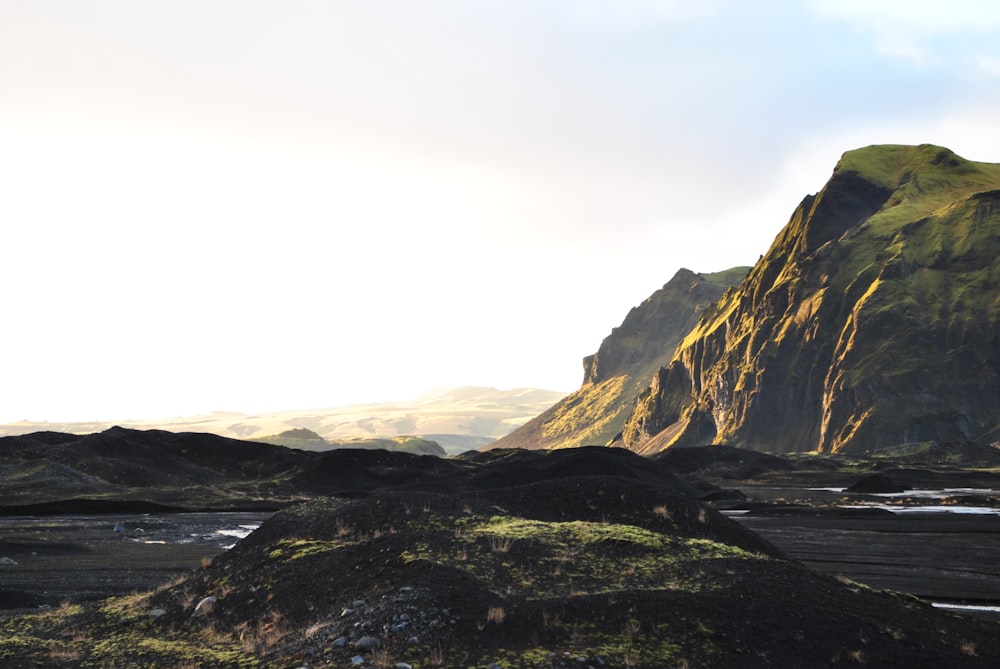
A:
[834,143,968,188]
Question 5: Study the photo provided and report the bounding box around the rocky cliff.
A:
[489,267,749,450]
[618,144,1000,455]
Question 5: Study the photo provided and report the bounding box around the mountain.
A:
[489,267,749,450]
[0,386,565,455]
[618,144,1000,455]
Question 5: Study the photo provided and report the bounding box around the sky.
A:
[2,0,1000,423]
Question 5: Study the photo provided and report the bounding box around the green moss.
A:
[268,537,346,561]
[0,634,56,659]
[90,633,257,667]
[393,516,767,601]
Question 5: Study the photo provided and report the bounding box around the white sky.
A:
[2,0,1000,422]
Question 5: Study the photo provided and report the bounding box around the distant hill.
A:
[489,267,749,450]
[254,428,447,457]
[0,386,565,456]
[616,144,1000,454]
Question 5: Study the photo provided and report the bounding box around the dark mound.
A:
[10,471,987,667]
[846,473,906,494]
[289,448,461,494]
[0,427,464,510]
[461,446,701,496]
[5,437,1000,667]
[653,444,795,479]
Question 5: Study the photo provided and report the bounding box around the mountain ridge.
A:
[617,144,1000,454]
[489,267,749,450]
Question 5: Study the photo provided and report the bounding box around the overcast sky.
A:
[2,0,1000,422]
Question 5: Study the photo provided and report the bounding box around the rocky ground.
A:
[3,442,1000,667]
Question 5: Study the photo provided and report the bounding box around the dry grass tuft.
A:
[489,535,513,553]
[486,605,506,624]
[335,518,353,538]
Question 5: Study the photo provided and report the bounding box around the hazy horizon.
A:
[3,1,1000,423]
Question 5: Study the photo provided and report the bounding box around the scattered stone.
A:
[149,609,167,618]
[354,635,381,650]
[332,636,348,648]
[350,656,364,666]
[0,557,17,566]
[341,607,354,617]
[399,586,413,593]
[352,599,366,607]
[406,636,420,645]
[193,596,217,617]
[394,664,413,669]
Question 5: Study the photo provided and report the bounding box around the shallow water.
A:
[0,511,272,551]
[840,503,1000,515]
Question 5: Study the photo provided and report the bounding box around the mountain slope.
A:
[619,144,1000,454]
[489,267,749,450]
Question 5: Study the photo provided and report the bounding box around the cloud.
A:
[810,0,1000,33]
[553,0,722,30]
[978,56,1000,77]
[810,0,1000,72]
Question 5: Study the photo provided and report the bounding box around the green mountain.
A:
[489,267,749,450]
[618,144,1000,455]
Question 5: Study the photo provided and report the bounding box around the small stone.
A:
[148,609,167,618]
[399,613,411,621]
[354,635,381,650]
[406,636,421,645]
[0,557,17,566]
[350,656,365,665]
[332,636,348,648]
[394,664,413,669]
[352,599,366,607]
[193,596,217,617]
[341,608,354,617]
[390,622,408,632]
[399,586,413,593]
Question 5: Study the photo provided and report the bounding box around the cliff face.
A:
[619,144,1000,455]
[489,267,749,450]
